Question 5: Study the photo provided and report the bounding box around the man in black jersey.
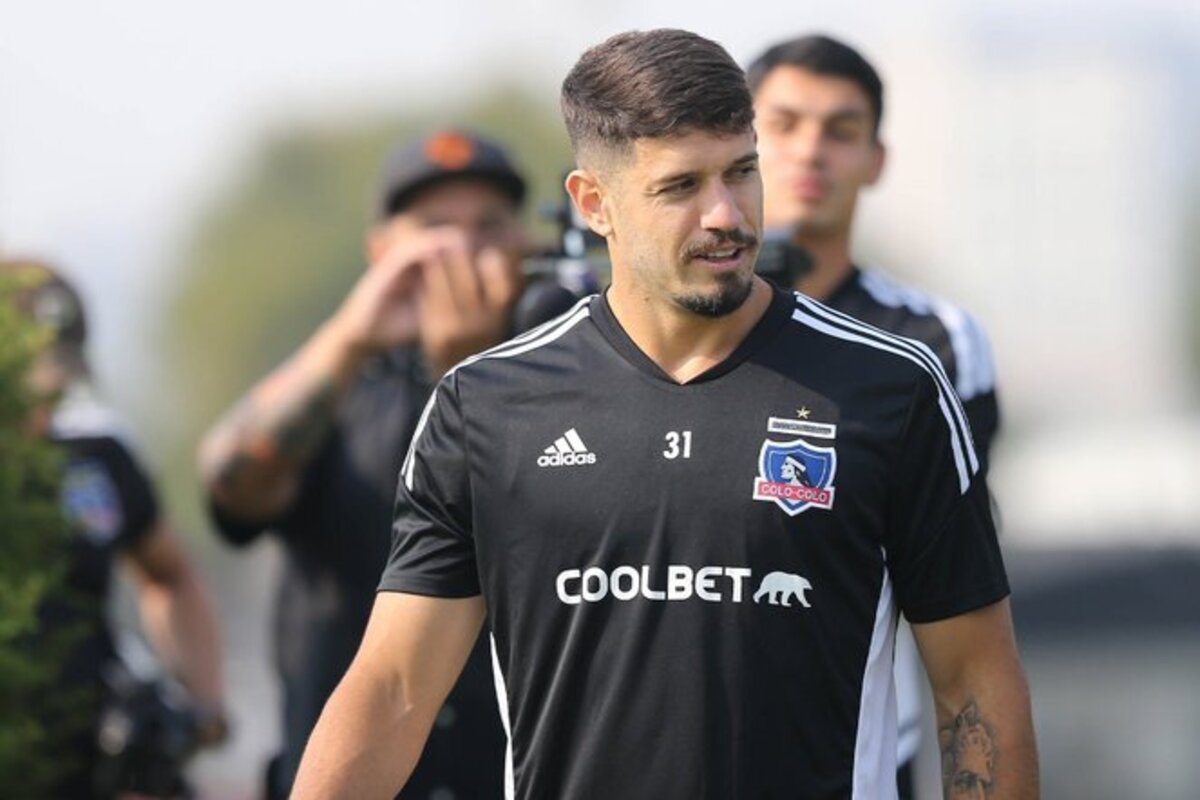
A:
[749,35,1004,796]
[198,130,523,799]
[3,258,227,797]
[294,29,1038,799]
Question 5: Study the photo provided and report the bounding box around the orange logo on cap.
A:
[424,131,475,170]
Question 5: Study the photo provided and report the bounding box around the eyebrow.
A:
[761,104,870,125]
[650,151,760,191]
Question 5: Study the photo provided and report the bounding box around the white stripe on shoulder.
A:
[858,268,996,399]
[449,298,592,375]
[402,301,593,491]
[791,293,977,493]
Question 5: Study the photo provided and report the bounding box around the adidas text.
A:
[537,451,597,467]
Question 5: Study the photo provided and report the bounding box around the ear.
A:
[565,168,613,238]
[866,140,887,187]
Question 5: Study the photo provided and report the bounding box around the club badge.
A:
[752,438,837,516]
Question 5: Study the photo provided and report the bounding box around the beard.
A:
[672,228,758,318]
[674,269,755,318]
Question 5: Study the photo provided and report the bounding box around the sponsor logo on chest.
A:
[555,564,813,609]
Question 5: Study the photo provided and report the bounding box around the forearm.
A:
[935,668,1038,799]
[293,593,486,798]
[199,317,367,518]
[139,570,224,712]
[291,660,433,798]
[918,600,1040,799]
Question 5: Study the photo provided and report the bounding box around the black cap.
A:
[376,129,527,220]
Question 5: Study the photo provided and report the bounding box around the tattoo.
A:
[271,378,339,460]
[940,700,997,799]
[211,377,338,491]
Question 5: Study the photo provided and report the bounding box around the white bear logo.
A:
[753,571,813,608]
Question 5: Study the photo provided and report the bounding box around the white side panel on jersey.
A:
[489,634,516,800]
[852,556,900,800]
[858,268,996,401]
[402,304,592,491]
[893,619,924,764]
[790,300,977,492]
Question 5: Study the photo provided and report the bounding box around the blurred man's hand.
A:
[417,231,523,376]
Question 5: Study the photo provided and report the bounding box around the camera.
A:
[755,229,813,289]
[515,183,606,333]
[92,657,202,799]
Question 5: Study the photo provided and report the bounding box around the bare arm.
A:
[198,228,520,521]
[291,592,487,799]
[197,233,432,520]
[124,521,227,739]
[912,598,1039,799]
[197,314,373,520]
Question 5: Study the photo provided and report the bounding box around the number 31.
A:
[663,430,693,460]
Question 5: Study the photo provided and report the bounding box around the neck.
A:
[607,277,773,384]
[786,227,854,301]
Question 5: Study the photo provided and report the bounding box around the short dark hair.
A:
[746,35,884,137]
[561,29,754,163]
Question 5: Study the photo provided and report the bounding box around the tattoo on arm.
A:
[940,700,997,799]
[211,378,339,491]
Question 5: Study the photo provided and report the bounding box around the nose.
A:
[788,123,823,165]
[700,182,746,233]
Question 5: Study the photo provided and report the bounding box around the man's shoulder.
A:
[852,268,990,339]
[784,288,952,393]
[841,268,997,399]
[50,385,149,466]
[448,294,597,386]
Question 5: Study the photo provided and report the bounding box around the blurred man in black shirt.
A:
[198,130,528,800]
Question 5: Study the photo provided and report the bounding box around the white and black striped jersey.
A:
[381,284,1008,800]
[826,267,999,468]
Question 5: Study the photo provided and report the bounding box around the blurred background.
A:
[3,0,1198,797]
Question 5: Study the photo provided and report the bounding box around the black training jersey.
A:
[381,286,1008,800]
[826,267,999,469]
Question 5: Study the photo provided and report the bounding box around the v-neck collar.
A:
[589,283,793,386]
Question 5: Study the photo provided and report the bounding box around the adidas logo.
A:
[537,428,597,468]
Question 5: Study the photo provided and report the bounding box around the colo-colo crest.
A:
[752,438,837,516]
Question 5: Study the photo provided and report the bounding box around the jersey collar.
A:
[590,283,794,385]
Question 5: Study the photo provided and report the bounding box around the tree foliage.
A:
[0,276,79,794]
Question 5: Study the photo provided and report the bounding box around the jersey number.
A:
[663,431,693,460]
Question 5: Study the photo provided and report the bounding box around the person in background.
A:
[197,130,532,799]
[2,257,227,798]
[748,33,1003,796]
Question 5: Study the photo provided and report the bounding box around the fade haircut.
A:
[746,34,884,138]
[561,29,755,166]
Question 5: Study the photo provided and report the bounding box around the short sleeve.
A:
[62,437,160,551]
[884,372,1008,623]
[378,375,480,598]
